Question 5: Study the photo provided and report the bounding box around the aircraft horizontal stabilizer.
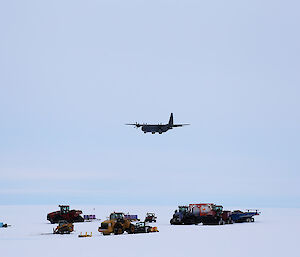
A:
[172,124,190,127]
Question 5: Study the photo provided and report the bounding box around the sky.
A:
[0,0,299,207]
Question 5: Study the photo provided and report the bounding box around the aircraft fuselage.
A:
[141,124,171,134]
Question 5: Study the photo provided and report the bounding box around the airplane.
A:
[126,113,190,134]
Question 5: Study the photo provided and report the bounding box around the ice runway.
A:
[0,205,299,257]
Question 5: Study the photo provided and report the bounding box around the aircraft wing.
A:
[125,123,142,127]
[172,124,190,127]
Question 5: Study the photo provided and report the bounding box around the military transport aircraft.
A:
[126,113,190,134]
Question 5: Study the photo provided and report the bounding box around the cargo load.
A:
[84,215,96,221]
[124,214,138,220]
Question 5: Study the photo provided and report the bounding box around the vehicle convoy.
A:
[98,212,139,235]
[53,220,74,234]
[47,205,84,224]
[134,222,159,233]
[145,213,157,223]
[230,210,260,223]
[171,204,233,225]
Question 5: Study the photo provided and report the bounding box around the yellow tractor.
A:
[98,212,137,235]
[53,220,74,234]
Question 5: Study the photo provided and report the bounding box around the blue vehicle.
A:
[0,222,8,228]
[230,210,260,223]
[170,206,197,225]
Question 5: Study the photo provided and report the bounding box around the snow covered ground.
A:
[0,205,299,257]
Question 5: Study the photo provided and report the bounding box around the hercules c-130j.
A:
[126,113,189,134]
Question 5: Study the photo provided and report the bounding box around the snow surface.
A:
[0,205,299,257]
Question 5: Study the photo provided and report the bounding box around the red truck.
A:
[189,203,233,225]
[47,205,84,224]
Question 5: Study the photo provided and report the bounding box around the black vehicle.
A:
[145,213,157,223]
[126,113,189,134]
[170,206,198,225]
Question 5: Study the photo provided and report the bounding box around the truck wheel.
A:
[114,225,124,235]
[246,218,251,222]
[251,218,255,222]
[128,224,135,234]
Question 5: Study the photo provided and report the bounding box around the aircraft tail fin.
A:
[168,113,174,126]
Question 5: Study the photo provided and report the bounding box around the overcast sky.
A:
[0,0,299,207]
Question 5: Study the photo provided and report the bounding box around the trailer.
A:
[124,214,139,221]
[78,232,92,237]
[230,210,260,223]
[83,215,97,221]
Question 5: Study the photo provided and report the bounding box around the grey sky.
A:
[0,0,299,207]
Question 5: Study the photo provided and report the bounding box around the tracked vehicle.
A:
[170,206,198,225]
[47,205,84,224]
